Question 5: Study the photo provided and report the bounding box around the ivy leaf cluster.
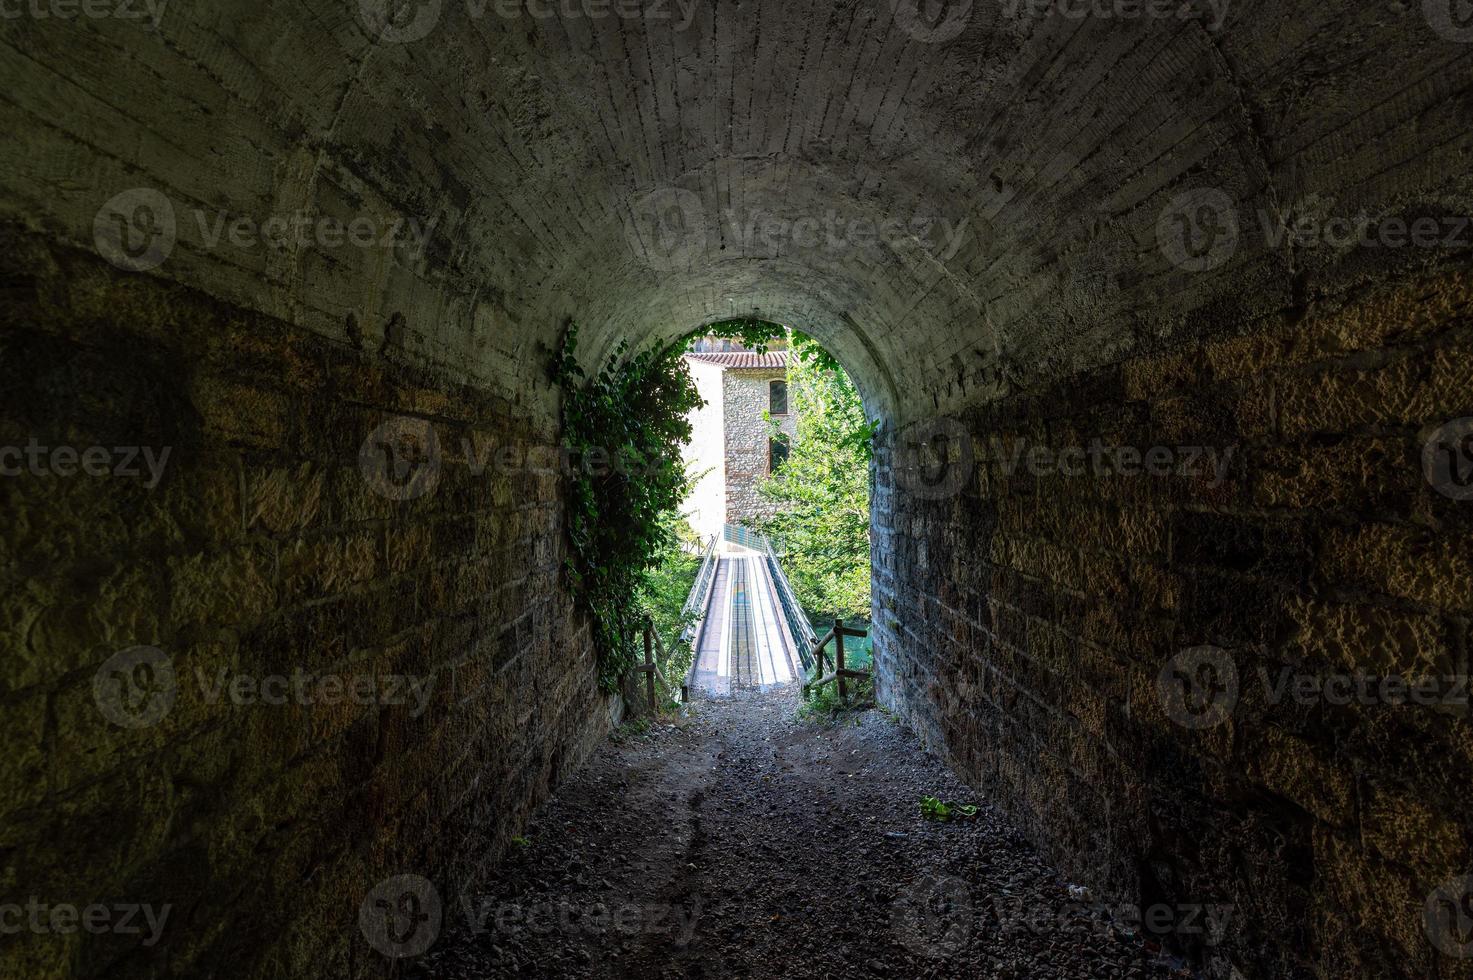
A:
[553,324,705,692]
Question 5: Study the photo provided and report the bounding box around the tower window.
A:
[769,379,788,416]
[768,435,790,473]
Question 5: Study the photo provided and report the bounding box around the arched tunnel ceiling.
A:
[3,1,1471,421]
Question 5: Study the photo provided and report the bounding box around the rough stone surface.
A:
[413,688,1200,979]
[4,2,1470,422]
[0,229,608,979]
[873,263,1473,979]
[722,368,798,526]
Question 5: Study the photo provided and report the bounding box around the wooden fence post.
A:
[643,619,656,712]
[835,617,846,703]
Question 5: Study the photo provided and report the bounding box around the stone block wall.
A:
[0,227,607,978]
[723,368,797,526]
[872,262,1473,979]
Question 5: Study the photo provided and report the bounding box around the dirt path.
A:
[413,689,1195,979]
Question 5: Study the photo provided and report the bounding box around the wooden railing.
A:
[633,617,677,712]
[803,617,870,702]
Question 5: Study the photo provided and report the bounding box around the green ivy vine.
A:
[553,325,705,692]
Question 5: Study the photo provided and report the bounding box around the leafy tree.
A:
[696,316,785,352]
[753,335,877,624]
[634,508,704,697]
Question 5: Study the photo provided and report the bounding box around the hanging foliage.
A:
[553,324,705,692]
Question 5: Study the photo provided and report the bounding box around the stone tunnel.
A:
[3,1,1473,977]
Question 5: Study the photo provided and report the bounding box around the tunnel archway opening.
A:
[621,316,880,708]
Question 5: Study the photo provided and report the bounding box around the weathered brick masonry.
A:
[873,263,1473,979]
[0,229,606,978]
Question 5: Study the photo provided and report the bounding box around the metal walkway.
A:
[688,553,803,696]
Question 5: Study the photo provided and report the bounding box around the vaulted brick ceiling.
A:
[5,2,1470,419]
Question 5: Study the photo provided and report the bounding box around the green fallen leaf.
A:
[919,795,978,822]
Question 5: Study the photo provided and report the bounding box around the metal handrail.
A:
[670,534,721,699]
[760,535,819,674]
[679,533,720,648]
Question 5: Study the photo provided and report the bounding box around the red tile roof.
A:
[683,351,789,369]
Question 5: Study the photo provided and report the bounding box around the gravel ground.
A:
[412,688,1199,979]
